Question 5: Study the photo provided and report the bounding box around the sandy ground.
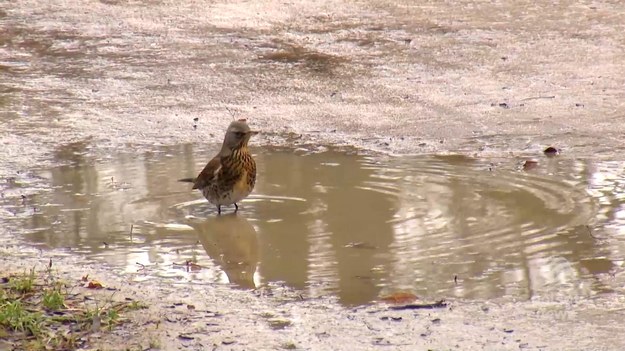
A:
[2,0,625,350]
[2,0,625,168]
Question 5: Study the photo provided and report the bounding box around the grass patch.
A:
[8,267,36,293]
[42,289,64,310]
[0,266,145,350]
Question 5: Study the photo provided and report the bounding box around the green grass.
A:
[0,300,43,336]
[0,266,143,350]
[42,289,65,310]
[8,268,36,293]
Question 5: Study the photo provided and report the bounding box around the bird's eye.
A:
[235,132,245,138]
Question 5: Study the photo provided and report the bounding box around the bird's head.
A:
[221,119,259,153]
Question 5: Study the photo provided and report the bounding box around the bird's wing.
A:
[192,156,222,190]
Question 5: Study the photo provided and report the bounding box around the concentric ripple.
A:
[357,154,599,300]
[2,144,624,305]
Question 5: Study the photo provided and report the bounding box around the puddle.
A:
[2,143,625,305]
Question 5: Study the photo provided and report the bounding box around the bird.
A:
[179,119,258,215]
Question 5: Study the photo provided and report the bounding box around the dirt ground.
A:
[2,0,625,350]
[0,245,623,351]
[2,246,625,351]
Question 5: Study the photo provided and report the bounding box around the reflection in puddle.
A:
[191,214,259,289]
[2,143,625,305]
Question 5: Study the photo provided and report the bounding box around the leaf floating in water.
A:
[380,292,418,304]
[543,146,559,156]
[522,159,539,171]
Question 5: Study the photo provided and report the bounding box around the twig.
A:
[225,107,238,120]
[520,95,556,101]
[388,300,447,310]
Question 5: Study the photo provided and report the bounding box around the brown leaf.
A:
[186,261,203,272]
[522,159,538,171]
[380,292,418,304]
[86,280,104,289]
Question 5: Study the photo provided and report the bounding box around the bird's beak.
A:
[249,130,260,136]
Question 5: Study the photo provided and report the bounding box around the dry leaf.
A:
[522,159,539,171]
[86,280,104,289]
[186,261,203,272]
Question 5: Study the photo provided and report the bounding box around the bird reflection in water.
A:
[190,213,259,289]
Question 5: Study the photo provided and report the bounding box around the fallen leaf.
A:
[81,275,89,282]
[86,280,104,289]
[522,159,538,171]
[380,292,418,304]
[186,261,203,272]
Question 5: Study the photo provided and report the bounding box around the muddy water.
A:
[2,143,624,305]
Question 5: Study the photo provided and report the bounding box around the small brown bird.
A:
[180,119,258,214]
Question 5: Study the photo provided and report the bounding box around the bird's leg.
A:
[234,203,239,212]
[217,205,221,215]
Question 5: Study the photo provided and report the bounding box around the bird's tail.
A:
[178,178,196,183]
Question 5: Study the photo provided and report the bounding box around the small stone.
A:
[543,146,559,156]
